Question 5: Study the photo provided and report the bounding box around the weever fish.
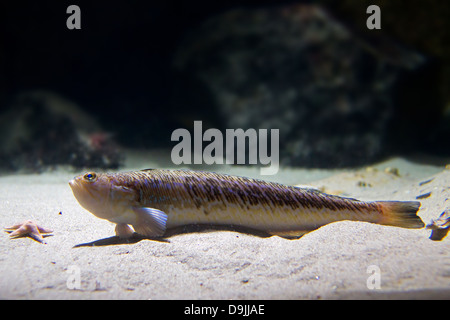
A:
[68,169,424,239]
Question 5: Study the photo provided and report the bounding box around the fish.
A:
[68,169,424,239]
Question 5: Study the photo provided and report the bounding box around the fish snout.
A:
[68,177,81,189]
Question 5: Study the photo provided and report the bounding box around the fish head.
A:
[69,172,117,219]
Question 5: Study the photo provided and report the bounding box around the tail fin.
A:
[377,201,424,228]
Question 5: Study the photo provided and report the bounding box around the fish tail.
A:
[376,201,424,228]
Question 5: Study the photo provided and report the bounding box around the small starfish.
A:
[4,220,53,244]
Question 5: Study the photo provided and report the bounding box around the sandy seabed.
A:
[1,150,449,299]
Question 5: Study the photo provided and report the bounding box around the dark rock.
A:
[173,4,423,167]
[0,91,123,171]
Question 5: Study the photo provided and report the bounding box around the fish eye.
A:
[83,172,97,182]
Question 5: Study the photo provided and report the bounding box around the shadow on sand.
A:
[73,224,272,248]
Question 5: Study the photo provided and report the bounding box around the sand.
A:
[1,151,450,299]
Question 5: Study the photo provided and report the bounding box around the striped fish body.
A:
[69,169,424,239]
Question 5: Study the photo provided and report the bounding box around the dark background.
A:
[1,1,273,143]
[0,0,449,170]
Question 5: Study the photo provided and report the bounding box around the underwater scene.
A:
[1,1,449,300]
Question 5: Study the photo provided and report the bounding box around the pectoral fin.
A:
[132,207,168,237]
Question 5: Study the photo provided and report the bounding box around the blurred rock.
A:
[0,91,123,171]
[173,4,424,167]
[319,0,449,156]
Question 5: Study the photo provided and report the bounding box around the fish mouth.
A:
[69,178,83,191]
[68,179,76,188]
